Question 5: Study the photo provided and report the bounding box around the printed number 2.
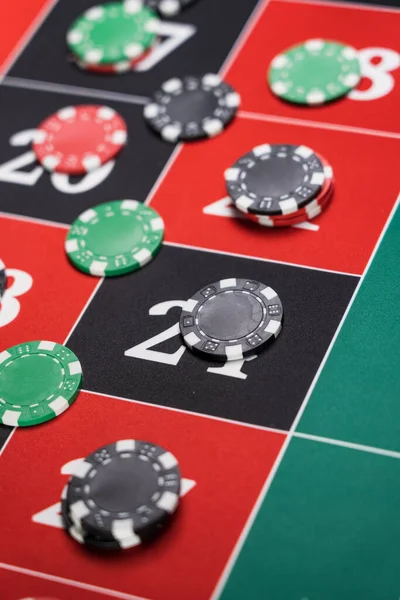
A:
[124,300,256,380]
[0,129,115,194]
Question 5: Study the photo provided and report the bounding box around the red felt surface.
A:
[0,0,53,74]
[0,217,98,347]
[227,0,400,133]
[0,392,285,600]
[151,116,399,275]
[0,1,399,599]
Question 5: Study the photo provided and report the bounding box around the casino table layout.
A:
[0,0,399,599]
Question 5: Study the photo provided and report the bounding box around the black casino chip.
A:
[224,144,325,216]
[179,278,283,361]
[0,259,7,298]
[66,440,181,548]
[143,74,241,142]
[61,491,121,551]
[145,0,197,17]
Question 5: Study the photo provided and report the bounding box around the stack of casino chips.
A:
[66,0,198,75]
[66,1,160,74]
[61,439,182,551]
[224,144,334,228]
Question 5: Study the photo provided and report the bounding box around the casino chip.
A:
[66,1,158,66]
[145,0,197,17]
[268,39,361,105]
[73,55,140,73]
[65,200,164,277]
[66,439,181,547]
[143,74,241,142]
[180,278,283,361]
[0,259,6,297]
[248,183,333,227]
[225,144,325,216]
[32,105,127,175]
[0,341,82,427]
[246,159,334,227]
[61,491,121,550]
[71,42,154,74]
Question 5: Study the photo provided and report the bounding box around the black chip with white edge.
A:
[0,259,6,298]
[145,0,197,17]
[66,440,181,548]
[224,144,325,216]
[143,74,241,142]
[180,278,283,362]
[61,489,121,551]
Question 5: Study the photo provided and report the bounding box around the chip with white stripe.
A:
[61,491,133,550]
[179,278,283,361]
[0,341,82,426]
[144,74,240,142]
[243,156,335,227]
[225,144,325,216]
[66,439,181,546]
[145,0,197,17]
[65,200,164,277]
[66,1,158,66]
[32,105,127,175]
[268,39,361,105]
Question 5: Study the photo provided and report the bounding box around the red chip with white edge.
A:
[32,105,127,174]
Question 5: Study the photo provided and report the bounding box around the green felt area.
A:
[220,436,400,600]
[298,202,400,452]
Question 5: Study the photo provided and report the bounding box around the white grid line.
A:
[81,388,288,436]
[144,0,266,210]
[82,388,400,462]
[0,211,68,229]
[63,279,104,344]
[220,0,271,77]
[4,75,400,138]
[239,109,400,140]
[286,193,399,434]
[0,280,104,459]
[3,76,149,106]
[294,432,400,460]
[0,211,362,277]
[164,240,361,278]
[275,0,400,14]
[0,562,148,600]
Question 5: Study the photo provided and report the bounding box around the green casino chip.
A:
[67,1,158,65]
[268,39,361,105]
[0,341,83,427]
[65,200,164,277]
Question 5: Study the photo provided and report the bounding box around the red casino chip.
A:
[32,105,128,175]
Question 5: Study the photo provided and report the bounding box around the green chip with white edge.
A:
[67,1,159,65]
[65,200,164,277]
[0,341,83,427]
[268,39,361,105]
